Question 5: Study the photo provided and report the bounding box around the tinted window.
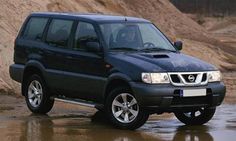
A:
[100,24,142,48]
[74,22,98,50]
[22,17,48,40]
[46,19,73,48]
[100,23,176,51]
[139,24,170,49]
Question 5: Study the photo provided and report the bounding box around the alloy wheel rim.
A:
[28,80,43,108]
[112,93,139,123]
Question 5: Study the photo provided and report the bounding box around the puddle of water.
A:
[0,104,236,141]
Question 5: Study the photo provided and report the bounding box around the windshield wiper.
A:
[139,47,176,52]
[110,47,139,51]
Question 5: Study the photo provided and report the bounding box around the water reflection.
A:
[16,112,215,141]
[173,125,213,141]
[17,113,157,141]
[19,114,53,141]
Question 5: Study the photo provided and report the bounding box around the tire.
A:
[24,74,54,114]
[105,87,149,130]
[174,107,216,125]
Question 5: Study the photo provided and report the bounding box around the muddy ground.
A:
[0,94,236,141]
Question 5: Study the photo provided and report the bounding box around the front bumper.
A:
[130,81,226,113]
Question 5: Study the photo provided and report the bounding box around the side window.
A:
[46,19,73,48]
[22,17,48,40]
[74,22,99,50]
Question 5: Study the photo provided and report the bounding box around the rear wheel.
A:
[24,74,54,114]
[106,87,149,130]
[174,107,216,125]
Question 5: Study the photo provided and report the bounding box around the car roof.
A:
[30,12,151,24]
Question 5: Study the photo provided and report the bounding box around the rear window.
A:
[22,17,48,40]
[45,19,73,48]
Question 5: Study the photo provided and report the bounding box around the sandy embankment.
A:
[0,0,235,102]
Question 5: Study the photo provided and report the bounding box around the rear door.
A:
[43,18,74,90]
[62,21,107,102]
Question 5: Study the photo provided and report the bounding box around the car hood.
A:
[108,52,217,72]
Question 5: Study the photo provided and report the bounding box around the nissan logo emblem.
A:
[188,75,195,82]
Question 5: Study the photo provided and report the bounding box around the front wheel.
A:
[106,87,149,130]
[174,107,216,125]
[24,74,54,114]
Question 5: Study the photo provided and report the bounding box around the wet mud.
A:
[0,95,236,141]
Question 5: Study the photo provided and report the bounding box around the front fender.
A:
[102,72,133,98]
[107,72,132,82]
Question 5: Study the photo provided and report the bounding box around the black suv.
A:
[10,12,226,130]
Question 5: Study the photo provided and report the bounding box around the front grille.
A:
[182,74,198,83]
[171,74,180,83]
[202,73,207,82]
[168,72,208,86]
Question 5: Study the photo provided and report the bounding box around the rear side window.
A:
[22,17,48,40]
[74,22,98,50]
[46,19,73,48]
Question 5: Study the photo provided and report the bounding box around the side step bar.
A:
[54,97,103,109]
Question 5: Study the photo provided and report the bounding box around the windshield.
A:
[99,23,176,52]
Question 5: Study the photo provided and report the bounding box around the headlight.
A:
[141,73,170,84]
[208,71,222,82]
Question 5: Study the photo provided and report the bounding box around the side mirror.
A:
[86,42,101,52]
[174,41,183,51]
